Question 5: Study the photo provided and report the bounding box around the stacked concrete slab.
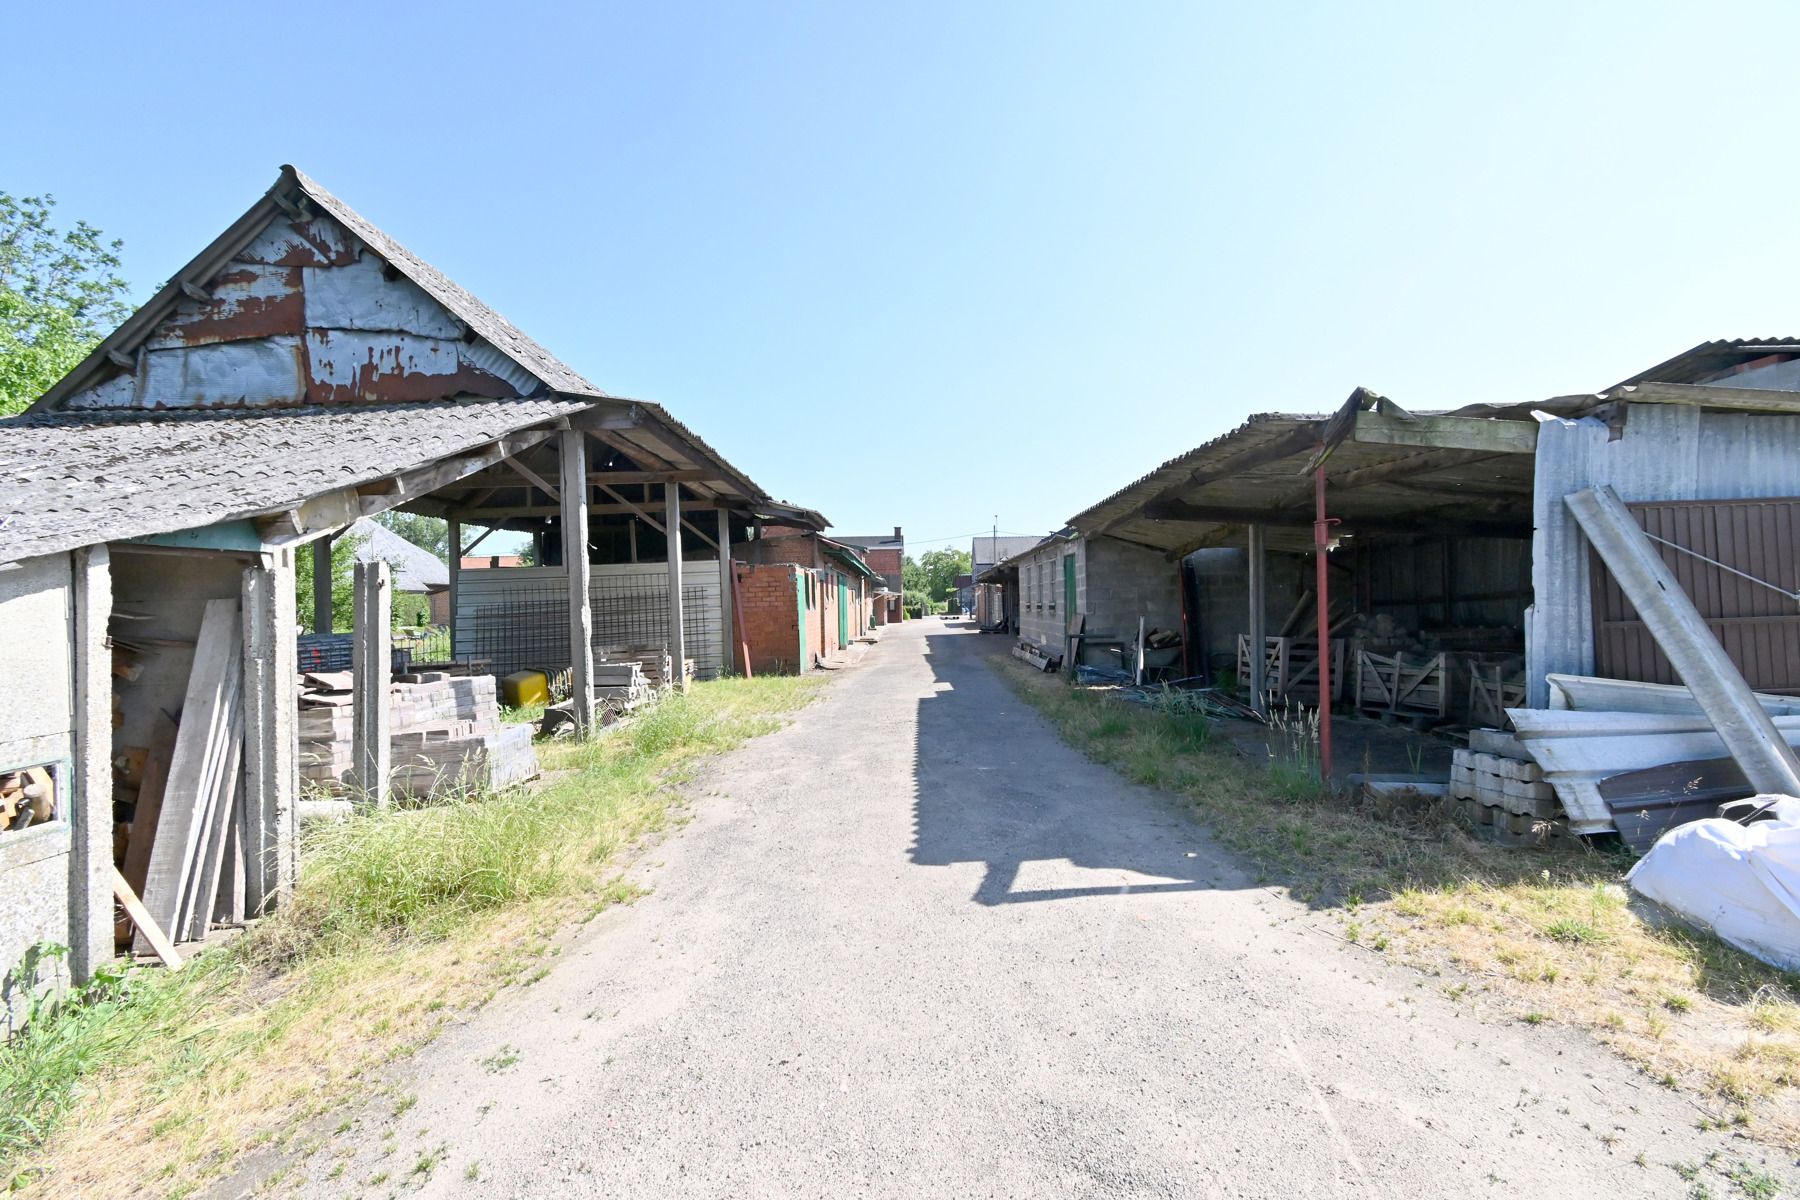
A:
[298,673,537,800]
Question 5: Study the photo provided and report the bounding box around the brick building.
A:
[734,529,880,672]
[835,527,904,624]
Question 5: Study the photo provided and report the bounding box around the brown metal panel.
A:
[1593,498,1800,694]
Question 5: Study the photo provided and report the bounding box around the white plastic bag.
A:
[1626,796,1800,972]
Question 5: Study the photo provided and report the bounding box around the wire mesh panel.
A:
[456,564,725,679]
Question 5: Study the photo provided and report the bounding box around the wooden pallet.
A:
[1235,634,1345,702]
[1353,650,1448,720]
[1467,664,1526,729]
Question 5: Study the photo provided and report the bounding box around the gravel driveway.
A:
[275,620,1784,1198]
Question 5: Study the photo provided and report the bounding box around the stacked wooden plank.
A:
[0,766,55,831]
[135,599,246,953]
[1449,729,1567,846]
[298,672,538,800]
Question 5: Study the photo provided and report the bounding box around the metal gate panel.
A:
[1592,497,1800,693]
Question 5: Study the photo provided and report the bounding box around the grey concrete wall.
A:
[1018,540,1083,651]
[0,553,76,1014]
[1083,538,1184,659]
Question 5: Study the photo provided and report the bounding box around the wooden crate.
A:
[1235,634,1345,702]
[1466,663,1526,729]
[1353,650,1448,720]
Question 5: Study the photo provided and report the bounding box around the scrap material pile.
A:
[593,660,654,709]
[0,767,55,832]
[299,672,538,799]
[600,644,691,691]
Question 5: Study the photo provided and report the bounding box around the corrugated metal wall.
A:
[1593,497,1800,694]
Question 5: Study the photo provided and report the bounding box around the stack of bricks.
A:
[598,645,692,690]
[1449,729,1566,846]
[735,563,805,674]
[297,673,538,800]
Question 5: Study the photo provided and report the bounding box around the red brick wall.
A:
[861,547,902,577]
[736,563,805,674]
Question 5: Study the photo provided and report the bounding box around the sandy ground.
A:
[254,620,1791,1199]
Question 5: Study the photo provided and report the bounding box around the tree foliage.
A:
[295,531,367,634]
[373,511,449,559]
[917,547,971,603]
[0,192,131,416]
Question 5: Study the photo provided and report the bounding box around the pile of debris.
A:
[593,660,654,710]
[298,671,538,800]
[600,644,692,690]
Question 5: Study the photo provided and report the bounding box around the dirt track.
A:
[268,620,1786,1198]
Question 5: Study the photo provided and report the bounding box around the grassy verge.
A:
[1,674,821,1197]
[995,656,1800,1149]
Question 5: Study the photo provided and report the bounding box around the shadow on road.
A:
[908,620,1236,907]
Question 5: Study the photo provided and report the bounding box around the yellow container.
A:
[500,669,550,708]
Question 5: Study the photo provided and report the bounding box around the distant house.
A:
[351,520,450,624]
[734,526,880,671]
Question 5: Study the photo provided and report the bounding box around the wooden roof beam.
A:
[1353,411,1538,455]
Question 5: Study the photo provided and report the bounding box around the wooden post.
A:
[446,518,460,659]
[717,508,734,675]
[628,517,638,563]
[667,483,687,691]
[311,535,333,634]
[1248,523,1267,716]
[351,560,392,807]
[1313,458,1334,779]
[561,432,596,731]
[241,552,297,913]
[70,545,112,981]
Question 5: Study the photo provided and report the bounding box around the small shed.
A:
[0,165,823,989]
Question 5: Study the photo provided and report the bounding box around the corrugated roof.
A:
[1612,338,1800,389]
[353,519,449,592]
[0,398,585,565]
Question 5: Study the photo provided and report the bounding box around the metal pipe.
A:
[1314,459,1334,780]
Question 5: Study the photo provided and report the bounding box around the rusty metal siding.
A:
[1592,497,1800,694]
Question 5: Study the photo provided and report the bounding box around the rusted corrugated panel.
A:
[303,330,518,405]
[303,257,464,337]
[144,264,304,349]
[236,216,359,267]
[1593,498,1800,694]
[139,337,307,408]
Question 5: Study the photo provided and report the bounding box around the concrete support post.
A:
[717,508,734,675]
[1247,523,1267,717]
[560,432,596,731]
[351,560,392,807]
[446,518,460,659]
[666,484,687,691]
[628,518,638,563]
[70,545,111,982]
[241,552,297,913]
[1567,485,1800,795]
[311,536,333,634]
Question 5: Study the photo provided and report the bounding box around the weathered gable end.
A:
[60,207,535,411]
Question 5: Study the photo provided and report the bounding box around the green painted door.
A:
[1063,553,1077,621]
[795,572,808,668]
[837,572,850,646]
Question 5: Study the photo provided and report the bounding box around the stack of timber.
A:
[1012,641,1060,672]
[129,598,246,954]
[0,767,56,832]
[598,645,691,691]
[298,672,537,800]
[593,660,654,710]
[1449,729,1567,846]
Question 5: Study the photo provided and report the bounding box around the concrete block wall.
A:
[1018,541,1083,651]
[1081,537,1183,660]
[737,563,804,674]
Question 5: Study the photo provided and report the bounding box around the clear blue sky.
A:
[11,3,1799,555]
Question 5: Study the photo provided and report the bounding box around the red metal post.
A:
[1314,458,1334,780]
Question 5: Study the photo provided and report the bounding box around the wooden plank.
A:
[113,869,183,971]
[137,599,240,955]
[1354,411,1538,455]
[185,700,242,942]
[122,710,178,897]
